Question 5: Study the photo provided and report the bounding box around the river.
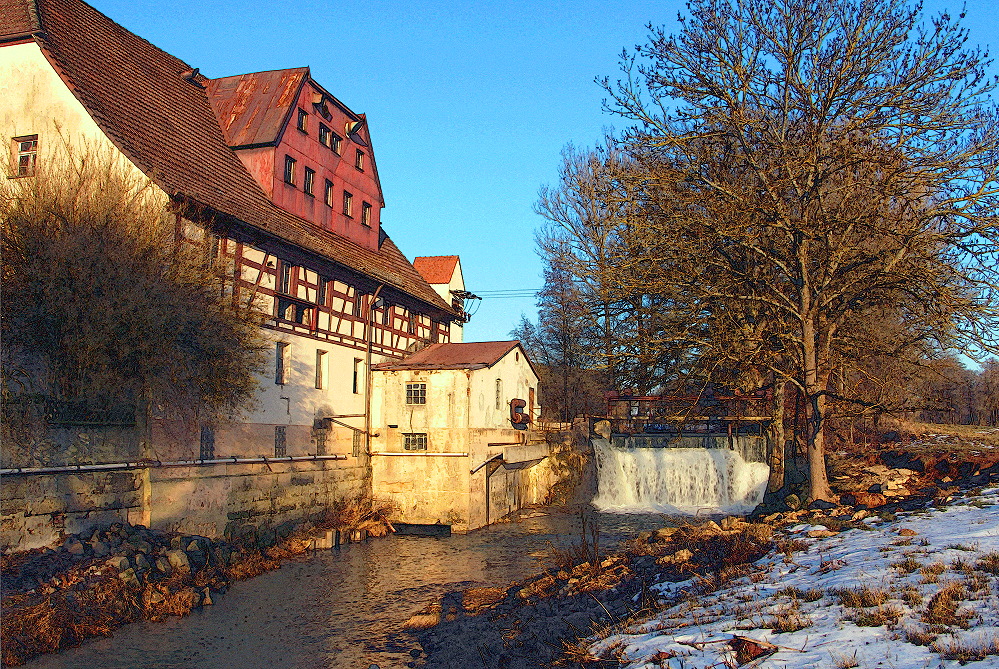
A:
[24,508,665,669]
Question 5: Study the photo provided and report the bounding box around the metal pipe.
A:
[1,453,348,476]
[364,284,385,456]
[369,452,469,457]
[470,453,503,475]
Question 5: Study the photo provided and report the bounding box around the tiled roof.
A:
[374,341,526,371]
[0,0,35,42]
[413,255,459,285]
[206,69,307,148]
[12,0,453,316]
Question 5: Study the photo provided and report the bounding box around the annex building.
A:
[0,0,550,549]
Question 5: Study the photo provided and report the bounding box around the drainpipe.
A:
[364,284,385,456]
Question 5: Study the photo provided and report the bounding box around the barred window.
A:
[352,430,363,457]
[403,433,428,451]
[405,383,426,405]
[274,425,287,456]
[199,426,215,460]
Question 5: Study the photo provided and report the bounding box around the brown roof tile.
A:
[13,0,453,315]
[0,0,35,42]
[374,341,526,371]
[413,255,460,285]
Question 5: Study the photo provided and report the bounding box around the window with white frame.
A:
[13,135,37,177]
[403,433,428,451]
[303,167,315,196]
[405,382,426,405]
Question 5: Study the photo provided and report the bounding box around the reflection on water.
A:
[25,508,666,669]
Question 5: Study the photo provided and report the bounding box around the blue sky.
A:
[89,0,999,342]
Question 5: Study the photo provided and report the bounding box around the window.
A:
[13,135,37,177]
[408,312,417,334]
[318,122,331,147]
[382,302,391,326]
[277,297,310,325]
[283,155,296,185]
[324,179,334,207]
[275,426,287,456]
[352,430,363,457]
[303,167,315,196]
[355,149,365,170]
[315,423,328,455]
[317,277,328,306]
[361,201,372,227]
[343,190,353,217]
[353,358,362,394]
[279,262,293,294]
[403,433,428,451]
[315,349,327,389]
[297,108,308,133]
[275,342,289,385]
[330,132,342,154]
[199,425,215,460]
[406,382,426,405]
[495,379,503,411]
[353,290,362,316]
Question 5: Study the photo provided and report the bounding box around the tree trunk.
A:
[802,315,834,502]
[765,380,787,495]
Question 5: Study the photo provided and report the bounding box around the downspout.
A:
[364,284,385,456]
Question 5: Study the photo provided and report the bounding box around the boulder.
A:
[841,491,887,508]
[106,556,130,572]
[166,549,191,574]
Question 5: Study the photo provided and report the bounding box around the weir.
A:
[591,435,770,515]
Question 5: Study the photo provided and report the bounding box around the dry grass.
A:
[931,635,999,662]
[766,606,812,633]
[901,586,922,607]
[831,650,861,668]
[919,562,946,583]
[776,586,823,602]
[903,626,936,646]
[922,582,972,628]
[850,604,903,627]
[976,551,999,575]
[891,556,922,573]
[834,586,889,608]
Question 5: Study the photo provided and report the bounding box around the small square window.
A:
[13,134,37,177]
[318,123,331,147]
[405,383,426,405]
[355,149,365,170]
[343,190,353,217]
[303,167,315,196]
[403,433,428,451]
[324,179,334,207]
[361,201,372,227]
[297,108,308,133]
[284,155,296,185]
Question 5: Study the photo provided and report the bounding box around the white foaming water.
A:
[591,438,770,515]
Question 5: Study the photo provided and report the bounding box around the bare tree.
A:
[533,0,999,502]
[1,143,267,429]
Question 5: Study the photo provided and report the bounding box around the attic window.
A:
[343,190,353,218]
[284,155,296,185]
[354,149,365,171]
[319,123,331,148]
[297,109,308,133]
[13,135,37,177]
[304,167,315,196]
[361,201,372,227]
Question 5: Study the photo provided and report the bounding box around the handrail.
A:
[1,453,348,476]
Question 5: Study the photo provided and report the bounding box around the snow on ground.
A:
[586,489,999,668]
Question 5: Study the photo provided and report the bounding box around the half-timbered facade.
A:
[0,0,467,537]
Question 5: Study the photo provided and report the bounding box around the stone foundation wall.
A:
[1,458,370,553]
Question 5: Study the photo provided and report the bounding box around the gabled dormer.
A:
[206,68,384,251]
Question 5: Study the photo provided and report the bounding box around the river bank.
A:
[0,501,392,666]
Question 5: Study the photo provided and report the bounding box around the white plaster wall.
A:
[0,42,144,179]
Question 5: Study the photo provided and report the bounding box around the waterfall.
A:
[591,437,770,515]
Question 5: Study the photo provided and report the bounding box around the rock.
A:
[155,556,172,574]
[63,536,85,555]
[134,554,151,572]
[91,540,110,557]
[202,587,213,606]
[807,529,838,538]
[784,494,802,510]
[809,499,838,510]
[851,509,870,521]
[166,549,191,574]
[700,520,722,533]
[118,567,141,588]
[841,491,887,508]
[720,516,746,531]
[186,549,206,569]
[898,528,918,536]
[654,527,678,540]
[106,556,130,572]
[129,538,154,554]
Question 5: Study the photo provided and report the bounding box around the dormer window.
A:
[303,167,315,196]
[354,149,364,171]
[284,155,296,185]
[297,109,308,133]
[13,135,37,177]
